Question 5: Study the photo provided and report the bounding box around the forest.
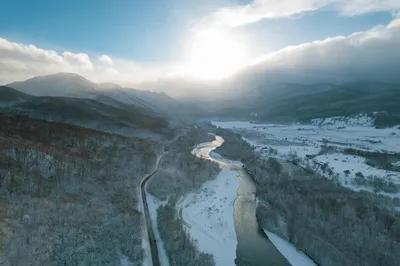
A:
[0,112,157,265]
[147,128,221,265]
[245,156,400,266]
[210,124,399,266]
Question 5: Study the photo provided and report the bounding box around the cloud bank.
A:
[197,0,400,28]
[1,17,399,97]
[248,17,400,82]
[142,18,400,98]
[0,38,167,86]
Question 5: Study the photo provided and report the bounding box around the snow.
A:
[315,153,399,184]
[311,113,375,127]
[212,120,400,196]
[141,227,151,266]
[120,255,134,266]
[264,231,317,266]
[146,193,170,266]
[212,121,400,153]
[177,170,239,266]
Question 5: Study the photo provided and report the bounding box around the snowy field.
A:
[213,119,400,196]
[177,170,239,266]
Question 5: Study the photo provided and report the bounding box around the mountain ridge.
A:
[6,72,185,118]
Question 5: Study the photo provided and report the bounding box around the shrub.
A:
[355,171,364,178]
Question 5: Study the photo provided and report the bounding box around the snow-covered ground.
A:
[213,120,400,153]
[146,194,170,266]
[311,113,375,127]
[212,120,400,196]
[177,170,239,266]
[264,231,317,266]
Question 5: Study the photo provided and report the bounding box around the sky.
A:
[1,0,400,90]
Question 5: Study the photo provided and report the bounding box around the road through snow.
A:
[140,154,164,266]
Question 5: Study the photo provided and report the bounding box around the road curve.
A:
[140,154,164,266]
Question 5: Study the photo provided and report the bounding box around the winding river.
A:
[192,135,290,266]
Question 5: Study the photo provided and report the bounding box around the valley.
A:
[2,2,400,265]
[0,73,399,266]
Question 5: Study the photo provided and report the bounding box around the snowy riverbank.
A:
[177,169,239,266]
[264,231,317,266]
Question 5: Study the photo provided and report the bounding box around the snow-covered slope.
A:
[311,113,376,127]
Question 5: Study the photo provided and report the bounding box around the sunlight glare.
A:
[187,29,246,80]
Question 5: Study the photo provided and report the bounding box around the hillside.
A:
[207,82,400,127]
[0,95,172,140]
[0,112,158,265]
[101,87,184,117]
[0,86,31,102]
[7,73,186,118]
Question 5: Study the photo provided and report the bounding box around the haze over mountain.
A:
[5,71,400,128]
[0,83,173,141]
[202,81,400,127]
[6,73,187,118]
[8,73,98,98]
[2,16,399,100]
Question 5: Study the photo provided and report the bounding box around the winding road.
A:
[140,154,164,266]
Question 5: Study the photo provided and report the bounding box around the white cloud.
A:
[239,17,400,84]
[142,18,400,98]
[197,0,400,29]
[340,0,400,15]
[98,55,113,65]
[0,38,168,86]
[63,51,93,70]
[1,17,399,95]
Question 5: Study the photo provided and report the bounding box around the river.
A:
[192,135,290,266]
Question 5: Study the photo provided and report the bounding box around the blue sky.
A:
[0,0,399,86]
[0,0,393,61]
[0,0,235,62]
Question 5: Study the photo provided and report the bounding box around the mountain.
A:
[101,87,186,117]
[7,73,98,98]
[204,81,400,127]
[0,86,172,141]
[7,73,187,118]
[0,86,31,103]
[96,82,122,89]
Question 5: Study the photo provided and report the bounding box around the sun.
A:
[187,29,246,80]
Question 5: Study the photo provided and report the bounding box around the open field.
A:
[213,119,400,196]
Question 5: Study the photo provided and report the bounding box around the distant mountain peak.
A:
[7,72,98,98]
[97,82,122,89]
